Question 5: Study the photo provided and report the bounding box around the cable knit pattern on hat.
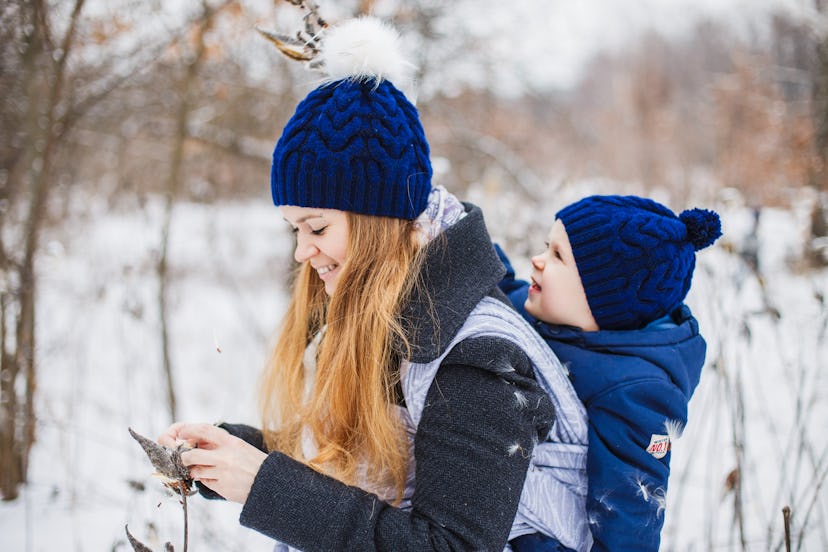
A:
[270,18,432,220]
[556,195,721,330]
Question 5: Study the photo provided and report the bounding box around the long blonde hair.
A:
[259,212,425,501]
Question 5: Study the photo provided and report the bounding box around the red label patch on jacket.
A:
[646,434,670,459]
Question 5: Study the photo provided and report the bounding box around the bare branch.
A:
[128,428,193,494]
[257,0,328,66]
[125,525,157,552]
[127,429,195,551]
[256,27,316,61]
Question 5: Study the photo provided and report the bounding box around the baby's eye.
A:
[310,226,327,236]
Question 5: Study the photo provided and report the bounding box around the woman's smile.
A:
[280,205,350,296]
[315,263,340,279]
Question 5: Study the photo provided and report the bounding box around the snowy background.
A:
[1,0,827,550]
[0,183,825,551]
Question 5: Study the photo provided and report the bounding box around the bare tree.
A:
[0,0,216,500]
[0,0,88,502]
[157,1,228,424]
[808,0,828,265]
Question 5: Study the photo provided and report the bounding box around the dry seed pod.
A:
[128,427,195,496]
[257,0,328,68]
[125,524,173,552]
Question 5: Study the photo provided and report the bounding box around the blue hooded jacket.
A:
[497,246,707,552]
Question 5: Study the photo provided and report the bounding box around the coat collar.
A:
[400,202,506,363]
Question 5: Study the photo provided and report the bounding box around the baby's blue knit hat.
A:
[271,17,432,220]
[556,195,722,330]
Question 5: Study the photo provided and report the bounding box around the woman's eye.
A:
[310,227,327,236]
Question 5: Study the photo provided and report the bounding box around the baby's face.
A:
[524,219,599,331]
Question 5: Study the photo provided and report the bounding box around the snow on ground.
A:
[0,188,826,550]
[471,185,828,551]
[662,204,828,551]
[1,196,288,551]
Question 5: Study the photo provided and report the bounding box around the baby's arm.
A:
[584,378,687,552]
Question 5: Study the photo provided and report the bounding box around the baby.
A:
[498,195,721,552]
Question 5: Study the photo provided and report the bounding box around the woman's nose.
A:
[294,236,319,263]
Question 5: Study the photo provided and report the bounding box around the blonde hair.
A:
[259,212,425,501]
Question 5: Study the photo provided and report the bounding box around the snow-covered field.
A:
[0,188,825,551]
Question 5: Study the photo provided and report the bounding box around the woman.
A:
[160,17,589,551]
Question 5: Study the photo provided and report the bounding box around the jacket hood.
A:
[534,305,706,403]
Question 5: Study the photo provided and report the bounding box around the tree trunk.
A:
[157,1,217,423]
[0,0,228,500]
[0,0,86,501]
[808,3,828,266]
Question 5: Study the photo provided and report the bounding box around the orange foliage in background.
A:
[43,7,821,213]
[422,18,817,209]
[712,55,814,205]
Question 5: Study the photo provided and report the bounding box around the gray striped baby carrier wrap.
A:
[272,296,590,552]
[399,296,591,551]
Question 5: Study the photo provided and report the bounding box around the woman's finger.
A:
[157,435,177,448]
[194,477,221,496]
[188,465,215,481]
[174,423,228,447]
[179,447,217,468]
[157,421,189,447]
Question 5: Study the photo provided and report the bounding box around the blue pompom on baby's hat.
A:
[556,195,722,330]
[270,17,432,220]
[679,208,722,251]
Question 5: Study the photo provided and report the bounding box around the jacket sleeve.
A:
[238,337,555,551]
[585,378,687,552]
[219,422,266,451]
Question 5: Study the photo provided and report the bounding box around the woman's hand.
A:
[157,422,267,504]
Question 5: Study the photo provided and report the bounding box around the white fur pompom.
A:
[320,17,414,88]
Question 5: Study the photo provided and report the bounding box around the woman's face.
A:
[280,205,349,296]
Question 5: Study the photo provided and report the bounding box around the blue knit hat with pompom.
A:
[556,195,722,330]
[271,17,432,220]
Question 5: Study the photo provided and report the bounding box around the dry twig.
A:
[256,0,328,68]
[126,428,195,552]
[783,506,792,552]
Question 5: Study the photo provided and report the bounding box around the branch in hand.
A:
[128,427,195,496]
[126,428,195,552]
